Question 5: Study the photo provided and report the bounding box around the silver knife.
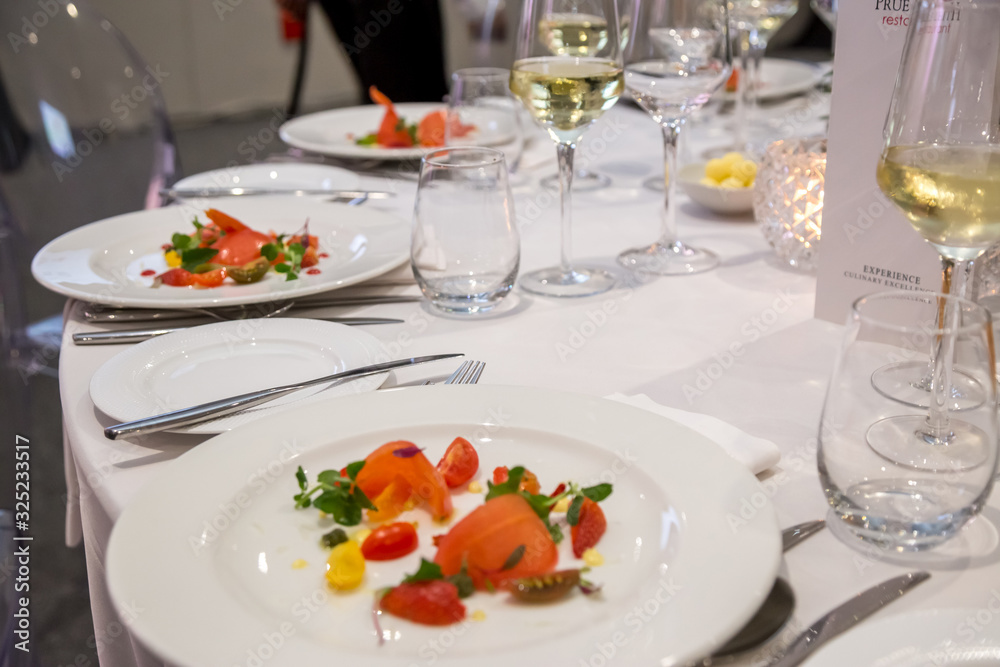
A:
[161,187,396,199]
[769,571,931,667]
[73,317,403,345]
[83,296,422,323]
[782,519,826,551]
[104,353,464,440]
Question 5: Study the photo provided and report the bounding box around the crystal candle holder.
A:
[753,137,827,272]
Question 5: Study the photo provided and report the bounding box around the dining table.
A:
[55,79,1000,667]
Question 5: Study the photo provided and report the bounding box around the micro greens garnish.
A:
[293,463,376,526]
[500,545,525,571]
[260,220,310,280]
[180,247,219,272]
[485,469,612,544]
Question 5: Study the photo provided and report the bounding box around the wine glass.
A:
[445,68,525,175]
[727,0,797,152]
[873,0,1000,470]
[510,0,624,297]
[617,0,732,275]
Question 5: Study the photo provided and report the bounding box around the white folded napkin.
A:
[605,393,781,475]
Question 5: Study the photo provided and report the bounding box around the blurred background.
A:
[0,0,830,662]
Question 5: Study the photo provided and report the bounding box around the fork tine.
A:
[442,360,473,385]
[466,361,485,385]
[447,360,485,385]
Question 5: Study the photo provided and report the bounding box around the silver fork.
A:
[442,360,486,385]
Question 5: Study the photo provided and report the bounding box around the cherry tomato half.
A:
[436,437,478,488]
[360,522,419,561]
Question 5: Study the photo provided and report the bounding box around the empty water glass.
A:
[411,147,520,314]
[818,291,998,552]
[445,68,524,173]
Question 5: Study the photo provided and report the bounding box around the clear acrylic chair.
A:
[0,0,178,377]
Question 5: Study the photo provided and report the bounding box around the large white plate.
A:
[720,58,826,101]
[806,608,1000,666]
[89,319,389,434]
[280,103,442,160]
[31,197,409,308]
[106,385,781,667]
[173,163,361,197]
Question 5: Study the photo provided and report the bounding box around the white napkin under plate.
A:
[605,393,781,475]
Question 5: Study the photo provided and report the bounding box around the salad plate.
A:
[805,608,1000,665]
[31,197,409,308]
[280,103,519,160]
[106,385,782,667]
[171,163,361,199]
[719,58,827,101]
[89,319,390,434]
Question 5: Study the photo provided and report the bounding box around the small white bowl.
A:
[678,163,754,215]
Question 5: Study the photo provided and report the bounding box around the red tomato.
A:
[549,483,566,497]
[493,465,509,485]
[205,208,248,233]
[380,580,465,626]
[355,441,453,520]
[190,268,226,288]
[436,437,478,488]
[210,229,272,266]
[361,522,418,561]
[434,494,558,590]
[367,474,413,523]
[571,497,607,558]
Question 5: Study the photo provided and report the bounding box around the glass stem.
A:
[926,257,975,442]
[658,121,681,247]
[556,141,576,277]
[746,32,765,129]
[734,28,750,151]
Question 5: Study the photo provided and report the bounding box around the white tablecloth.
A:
[58,98,1000,666]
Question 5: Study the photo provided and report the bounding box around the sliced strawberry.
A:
[380,580,466,626]
[571,497,607,558]
[156,268,195,287]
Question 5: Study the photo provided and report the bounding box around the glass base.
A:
[540,169,612,192]
[519,266,616,298]
[617,241,719,275]
[866,415,991,472]
[825,499,973,554]
[870,361,985,411]
[642,175,665,192]
[418,273,516,315]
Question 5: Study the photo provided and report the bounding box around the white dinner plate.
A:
[31,197,409,308]
[89,319,389,434]
[106,385,782,667]
[720,58,827,101]
[279,103,443,160]
[805,608,1000,666]
[172,163,361,197]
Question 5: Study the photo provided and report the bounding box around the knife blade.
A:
[769,571,931,667]
[161,187,395,199]
[73,317,403,345]
[104,353,464,440]
[781,520,826,552]
[83,295,422,323]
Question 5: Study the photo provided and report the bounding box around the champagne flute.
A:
[618,0,732,275]
[872,0,1000,471]
[510,0,624,297]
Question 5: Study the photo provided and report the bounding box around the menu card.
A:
[814,0,941,323]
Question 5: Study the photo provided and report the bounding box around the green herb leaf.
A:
[317,470,342,487]
[406,123,418,144]
[484,579,496,593]
[501,544,526,571]
[485,466,525,500]
[171,233,193,251]
[352,486,377,511]
[567,495,585,527]
[402,558,444,584]
[295,466,308,492]
[313,490,363,526]
[285,272,298,281]
[395,118,407,131]
[547,521,564,544]
[581,483,613,503]
[446,566,475,599]
[346,460,365,480]
[260,243,280,262]
[521,492,557,521]
[274,263,291,273]
[192,217,203,231]
[180,247,219,272]
[355,133,377,146]
[320,527,349,549]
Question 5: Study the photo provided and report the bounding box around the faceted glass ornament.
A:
[753,137,826,271]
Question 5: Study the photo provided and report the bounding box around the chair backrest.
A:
[0,0,178,371]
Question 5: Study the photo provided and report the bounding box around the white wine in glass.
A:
[510,0,624,297]
[868,0,1000,472]
[618,0,731,275]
